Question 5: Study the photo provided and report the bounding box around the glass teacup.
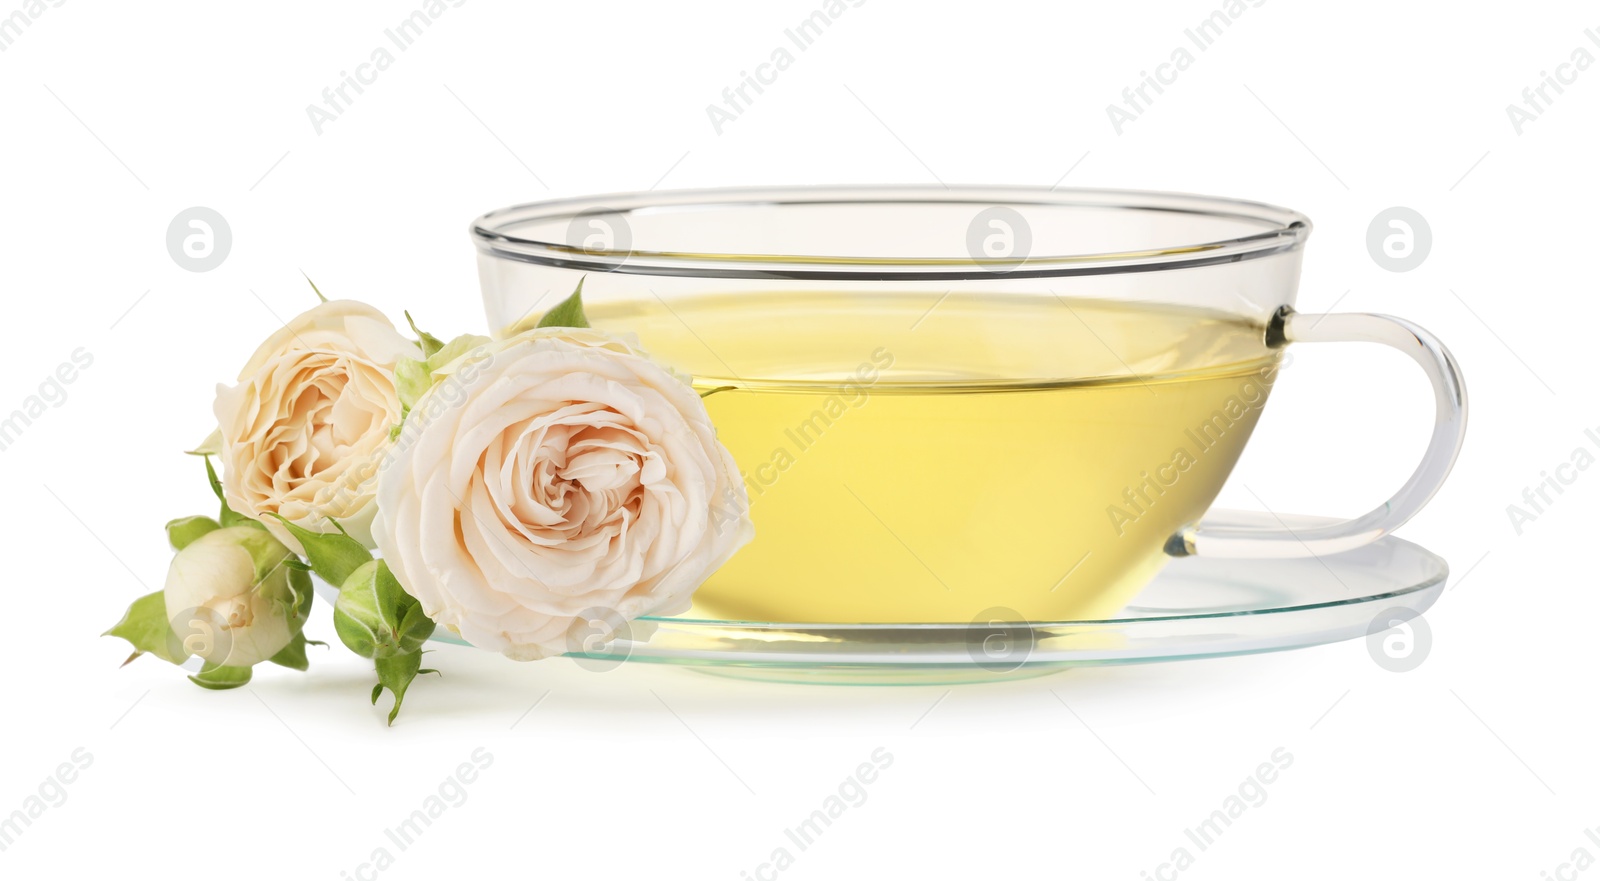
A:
[471,187,1466,624]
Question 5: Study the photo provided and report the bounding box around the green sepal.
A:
[203,456,259,529]
[334,560,435,660]
[104,591,184,666]
[405,311,446,359]
[269,514,372,588]
[397,602,436,653]
[225,529,309,623]
[536,278,590,329]
[267,631,313,671]
[391,332,491,434]
[699,385,736,398]
[188,663,252,690]
[283,566,315,630]
[254,560,314,636]
[165,515,221,551]
[372,651,437,726]
[427,333,491,373]
[394,355,431,415]
[303,272,328,303]
[187,428,223,457]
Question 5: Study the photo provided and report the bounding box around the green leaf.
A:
[269,514,372,587]
[188,663,252,690]
[165,515,221,551]
[104,591,184,666]
[267,631,313,671]
[535,278,590,329]
[372,651,437,726]
[404,311,446,359]
[303,272,328,303]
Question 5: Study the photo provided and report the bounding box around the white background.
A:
[2,1,1594,878]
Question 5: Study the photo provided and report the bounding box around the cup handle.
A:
[1166,307,1468,559]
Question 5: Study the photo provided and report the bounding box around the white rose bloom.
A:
[212,299,420,550]
[372,327,753,660]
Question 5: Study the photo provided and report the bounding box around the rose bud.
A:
[163,526,313,668]
[333,560,435,660]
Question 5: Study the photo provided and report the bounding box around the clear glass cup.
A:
[470,186,1466,625]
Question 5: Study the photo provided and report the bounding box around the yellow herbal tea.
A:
[589,292,1281,623]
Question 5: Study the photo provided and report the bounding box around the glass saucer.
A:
[411,511,1447,684]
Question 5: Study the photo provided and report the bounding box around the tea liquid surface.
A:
[590,293,1280,623]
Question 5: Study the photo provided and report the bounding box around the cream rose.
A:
[372,328,753,660]
[213,300,420,550]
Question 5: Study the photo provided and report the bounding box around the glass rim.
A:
[468,185,1313,282]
